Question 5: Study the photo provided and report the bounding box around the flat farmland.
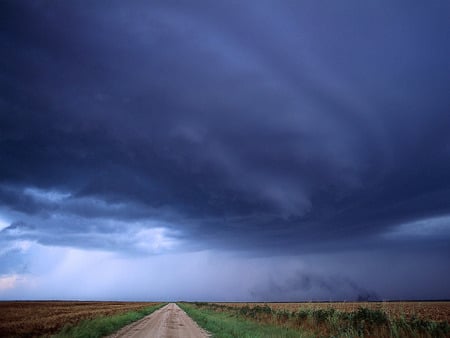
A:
[0,301,161,338]
[215,301,450,321]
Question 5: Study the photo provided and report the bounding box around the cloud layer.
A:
[1,0,449,300]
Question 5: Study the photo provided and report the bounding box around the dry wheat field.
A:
[0,301,160,338]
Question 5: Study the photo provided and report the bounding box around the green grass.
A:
[53,303,166,338]
[178,303,311,338]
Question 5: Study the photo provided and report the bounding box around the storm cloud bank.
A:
[1,1,449,300]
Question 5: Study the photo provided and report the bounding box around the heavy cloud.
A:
[1,1,449,299]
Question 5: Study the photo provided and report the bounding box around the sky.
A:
[0,1,449,301]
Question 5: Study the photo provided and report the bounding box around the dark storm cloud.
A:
[1,0,450,253]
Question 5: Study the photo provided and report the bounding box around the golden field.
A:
[0,301,160,338]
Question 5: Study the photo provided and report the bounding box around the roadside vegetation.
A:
[53,303,165,338]
[179,302,309,337]
[180,302,450,338]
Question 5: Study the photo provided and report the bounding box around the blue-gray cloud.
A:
[1,0,450,299]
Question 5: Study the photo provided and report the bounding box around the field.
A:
[2,301,449,338]
[185,302,450,337]
[216,301,450,322]
[0,301,161,338]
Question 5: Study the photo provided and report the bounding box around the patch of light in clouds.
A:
[0,274,19,291]
[0,274,34,292]
[0,215,10,231]
[134,228,179,253]
[23,187,71,202]
[0,240,33,256]
[384,215,450,239]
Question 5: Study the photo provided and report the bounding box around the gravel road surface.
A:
[108,303,209,338]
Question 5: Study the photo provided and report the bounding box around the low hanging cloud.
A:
[251,272,379,302]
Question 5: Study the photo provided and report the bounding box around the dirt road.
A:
[108,303,210,338]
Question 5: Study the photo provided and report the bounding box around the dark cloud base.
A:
[1,1,450,298]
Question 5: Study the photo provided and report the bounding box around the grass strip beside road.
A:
[53,303,166,338]
[178,303,310,338]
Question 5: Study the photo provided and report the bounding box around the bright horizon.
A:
[1,0,449,302]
